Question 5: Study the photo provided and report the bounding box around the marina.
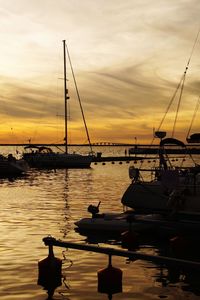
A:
[1,3,200,300]
[0,145,200,300]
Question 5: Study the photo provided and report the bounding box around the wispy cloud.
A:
[0,0,200,143]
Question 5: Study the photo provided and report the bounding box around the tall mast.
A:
[63,40,69,154]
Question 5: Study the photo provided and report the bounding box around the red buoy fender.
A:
[38,255,62,289]
[98,264,122,294]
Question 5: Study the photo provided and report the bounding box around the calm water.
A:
[0,146,200,300]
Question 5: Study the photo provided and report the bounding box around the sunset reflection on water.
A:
[0,146,199,299]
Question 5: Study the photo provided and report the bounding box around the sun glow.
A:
[0,1,200,144]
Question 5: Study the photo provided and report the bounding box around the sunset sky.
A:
[0,0,200,144]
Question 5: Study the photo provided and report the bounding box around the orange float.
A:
[97,254,122,299]
[38,245,62,298]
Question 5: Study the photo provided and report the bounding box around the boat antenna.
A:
[156,26,200,137]
[63,40,69,154]
[65,43,93,154]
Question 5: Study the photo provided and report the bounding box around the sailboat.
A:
[121,135,200,216]
[121,28,200,217]
[23,40,94,169]
[122,86,200,217]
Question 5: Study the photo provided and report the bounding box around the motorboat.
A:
[75,202,200,238]
[74,201,156,234]
[75,210,158,234]
[122,138,200,216]
[0,153,29,178]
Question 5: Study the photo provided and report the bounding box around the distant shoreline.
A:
[0,143,200,147]
[0,143,133,147]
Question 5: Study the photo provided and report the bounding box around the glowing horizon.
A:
[0,0,200,144]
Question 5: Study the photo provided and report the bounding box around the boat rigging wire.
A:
[137,27,200,170]
[157,26,200,136]
[157,73,185,134]
[65,44,93,154]
[172,70,187,137]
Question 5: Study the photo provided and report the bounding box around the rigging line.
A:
[186,26,200,68]
[156,73,185,132]
[157,26,200,133]
[172,25,200,137]
[172,69,187,137]
[65,44,93,154]
[186,96,200,138]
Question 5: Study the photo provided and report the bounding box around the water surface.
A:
[0,146,199,299]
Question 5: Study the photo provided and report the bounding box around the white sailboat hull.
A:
[122,177,200,214]
[23,152,93,168]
